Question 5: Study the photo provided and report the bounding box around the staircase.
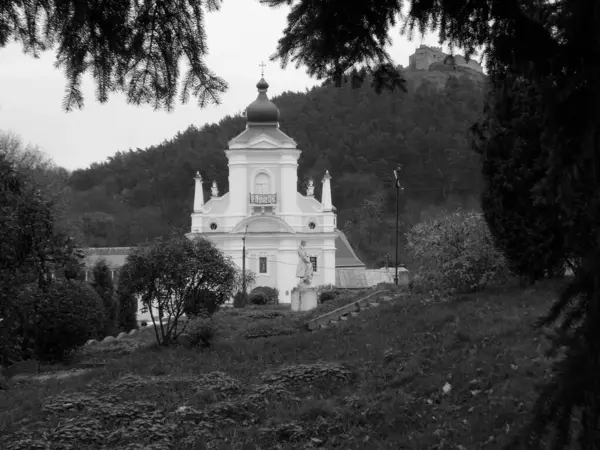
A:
[306,289,406,331]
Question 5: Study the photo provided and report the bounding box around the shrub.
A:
[90,259,118,337]
[233,291,249,308]
[250,286,279,305]
[249,291,268,305]
[184,318,216,348]
[116,284,138,332]
[406,211,511,299]
[34,280,106,361]
[319,291,337,303]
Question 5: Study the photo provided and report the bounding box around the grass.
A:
[0,280,562,449]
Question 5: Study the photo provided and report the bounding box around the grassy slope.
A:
[0,281,559,450]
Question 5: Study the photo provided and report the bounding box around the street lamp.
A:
[242,225,249,295]
[393,164,404,285]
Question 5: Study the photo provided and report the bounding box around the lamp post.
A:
[393,165,404,285]
[242,225,248,295]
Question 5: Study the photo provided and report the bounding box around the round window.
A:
[308,222,316,230]
[210,223,217,230]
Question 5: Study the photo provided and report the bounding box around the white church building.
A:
[185,77,357,302]
[82,77,371,318]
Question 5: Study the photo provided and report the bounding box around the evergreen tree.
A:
[90,259,117,337]
[0,0,227,111]
[473,77,569,283]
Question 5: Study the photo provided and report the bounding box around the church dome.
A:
[246,78,280,124]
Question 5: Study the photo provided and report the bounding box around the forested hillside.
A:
[66,69,486,267]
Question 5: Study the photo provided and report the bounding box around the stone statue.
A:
[306,179,314,196]
[211,180,219,197]
[296,240,314,286]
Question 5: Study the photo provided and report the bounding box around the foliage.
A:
[314,284,339,303]
[182,317,216,349]
[183,289,220,318]
[406,211,511,299]
[0,1,227,111]
[0,150,84,367]
[116,283,138,332]
[248,290,267,306]
[90,259,117,337]
[34,280,105,361]
[232,291,249,309]
[65,73,485,267]
[473,78,570,283]
[118,235,237,345]
[249,286,279,305]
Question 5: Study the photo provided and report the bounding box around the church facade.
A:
[186,77,363,303]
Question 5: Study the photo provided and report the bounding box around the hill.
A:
[65,69,486,266]
[1,280,556,449]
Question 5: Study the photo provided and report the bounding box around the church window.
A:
[259,257,267,273]
[308,222,316,230]
[310,256,317,272]
[255,173,269,194]
[210,222,218,230]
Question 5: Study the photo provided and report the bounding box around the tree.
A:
[0,152,84,365]
[118,235,237,345]
[1,0,227,111]
[90,259,117,337]
[473,77,570,283]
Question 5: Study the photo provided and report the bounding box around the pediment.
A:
[232,215,295,233]
[246,136,280,149]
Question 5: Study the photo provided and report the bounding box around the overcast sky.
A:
[0,0,443,171]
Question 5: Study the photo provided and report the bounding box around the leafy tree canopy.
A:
[1,0,227,111]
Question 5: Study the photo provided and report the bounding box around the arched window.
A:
[255,173,270,194]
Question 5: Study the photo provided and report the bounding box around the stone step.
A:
[350,312,359,317]
[320,324,328,329]
[340,316,348,321]
[369,302,380,307]
[330,320,339,325]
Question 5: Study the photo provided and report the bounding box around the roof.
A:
[228,126,297,148]
[334,231,366,268]
[82,232,365,269]
[82,247,134,269]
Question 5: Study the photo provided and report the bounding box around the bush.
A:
[34,280,106,361]
[249,286,279,305]
[319,291,337,303]
[184,318,216,348]
[406,211,511,299]
[233,291,249,308]
[249,291,267,305]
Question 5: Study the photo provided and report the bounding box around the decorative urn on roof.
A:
[246,78,280,125]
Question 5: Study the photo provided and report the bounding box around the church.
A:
[186,76,365,303]
[83,76,366,312]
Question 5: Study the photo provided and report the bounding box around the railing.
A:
[249,193,277,205]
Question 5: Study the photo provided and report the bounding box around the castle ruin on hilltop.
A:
[408,45,483,73]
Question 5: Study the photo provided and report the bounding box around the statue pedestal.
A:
[291,286,318,312]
